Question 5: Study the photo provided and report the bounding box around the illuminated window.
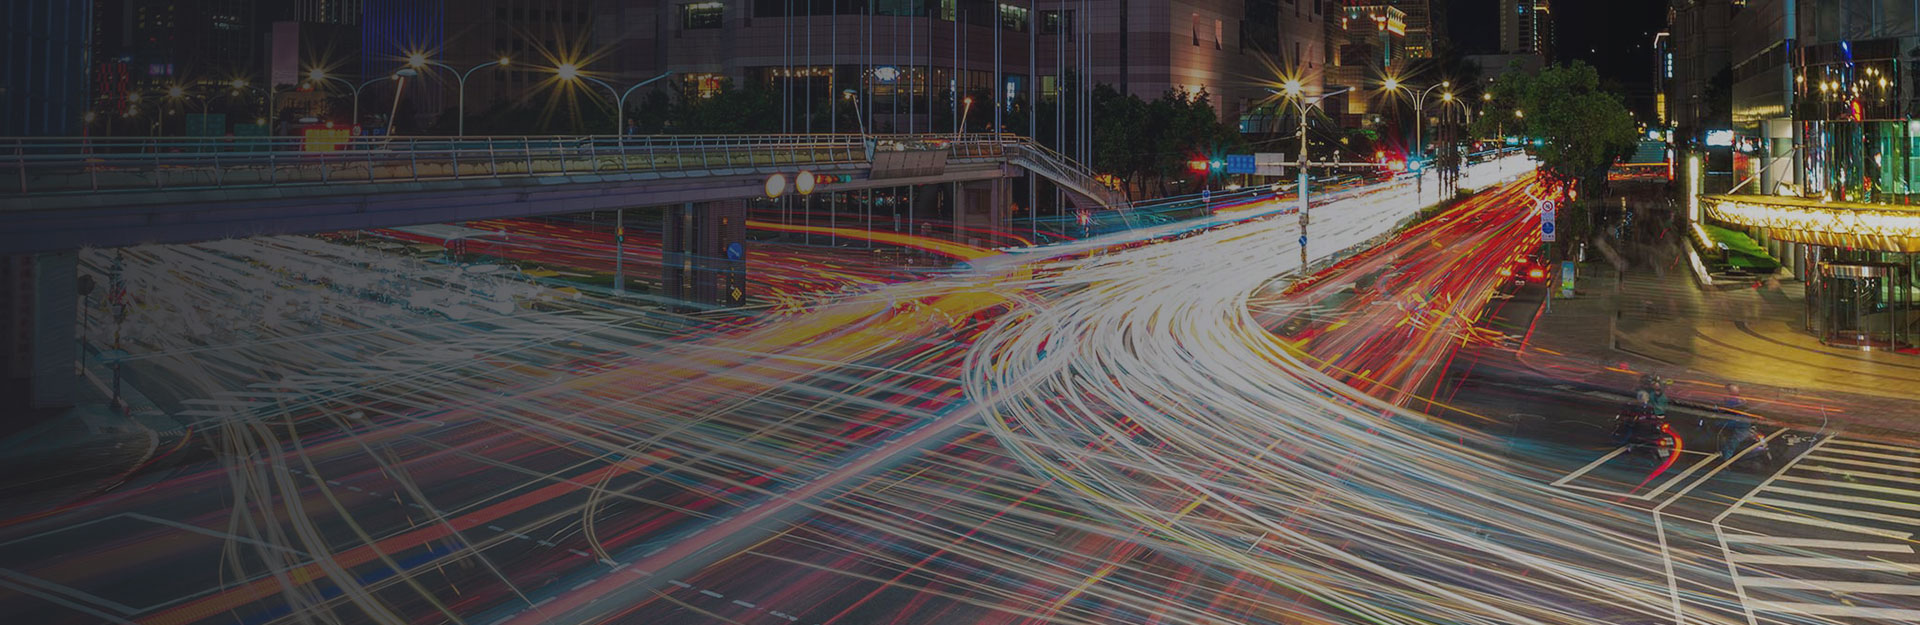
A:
[1041,10,1072,35]
[681,2,723,29]
[684,73,725,98]
[998,4,1029,32]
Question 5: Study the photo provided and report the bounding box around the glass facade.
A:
[1803,121,1920,205]
[1806,249,1920,350]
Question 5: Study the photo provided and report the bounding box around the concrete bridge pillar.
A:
[953,178,1010,248]
[662,200,748,310]
[2,252,78,412]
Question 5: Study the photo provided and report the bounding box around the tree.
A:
[1474,61,1637,202]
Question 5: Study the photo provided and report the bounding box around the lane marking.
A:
[1747,497,1920,528]
[1719,535,1914,553]
[0,578,139,624]
[1551,446,1628,486]
[1745,600,1920,620]
[1802,455,1920,475]
[1814,447,1920,463]
[1774,474,1920,499]
[1800,464,1920,486]
[1738,578,1920,595]
[1727,554,1920,572]
[1763,486,1920,514]
[1727,509,1911,539]
[1822,439,1920,454]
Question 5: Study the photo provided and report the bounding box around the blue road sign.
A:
[1224,154,1257,175]
[726,242,745,261]
[1298,235,1308,247]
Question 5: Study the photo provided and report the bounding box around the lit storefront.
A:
[1701,195,1920,350]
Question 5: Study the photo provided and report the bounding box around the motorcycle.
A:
[1613,403,1676,460]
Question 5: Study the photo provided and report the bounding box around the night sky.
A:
[1448,0,1670,95]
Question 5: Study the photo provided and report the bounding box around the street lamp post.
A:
[407,53,511,136]
[555,64,673,136]
[956,95,975,142]
[306,68,417,132]
[1278,81,1352,268]
[1384,79,1450,162]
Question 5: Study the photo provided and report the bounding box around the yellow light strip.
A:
[1700,195,1920,253]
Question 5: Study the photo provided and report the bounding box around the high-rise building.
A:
[1390,0,1444,59]
[1497,0,1553,58]
[5,0,92,137]
[588,0,1326,132]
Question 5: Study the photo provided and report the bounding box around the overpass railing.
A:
[2,133,1020,197]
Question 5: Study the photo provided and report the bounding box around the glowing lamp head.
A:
[1281,79,1303,98]
[963,96,974,106]
[167,85,184,98]
[84,111,97,122]
[127,92,142,103]
[1383,78,1400,91]
[407,53,428,68]
[229,78,248,89]
[307,69,327,82]
[1482,92,1493,101]
[498,56,511,67]
[1442,92,1454,102]
[555,63,581,81]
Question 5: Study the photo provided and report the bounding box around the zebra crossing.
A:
[1714,436,1920,624]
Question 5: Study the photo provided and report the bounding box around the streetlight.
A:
[1274,83,1352,268]
[956,95,976,141]
[554,63,673,136]
[307,67,414,131]
[1383,79,1449,162]
[406,52,511,136]
[842,89,867,139]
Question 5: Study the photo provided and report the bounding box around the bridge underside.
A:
[0,162,1016,254]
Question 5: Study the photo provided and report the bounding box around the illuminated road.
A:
[21,154,1905,625]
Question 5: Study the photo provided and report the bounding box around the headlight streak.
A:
[959,162,1751,623]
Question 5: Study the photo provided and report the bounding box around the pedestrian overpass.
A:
[0,132,1125,254]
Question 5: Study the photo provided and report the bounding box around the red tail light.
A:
[1526,267,1546,280]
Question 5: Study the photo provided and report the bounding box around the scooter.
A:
[1613,404,1676,460]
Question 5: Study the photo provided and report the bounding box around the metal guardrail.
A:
[2,133,1025,197]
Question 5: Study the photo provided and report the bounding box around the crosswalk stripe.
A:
[1720,535,1915,553]
[1729,554,1920,572]
[1765,486,1920,514]
[1727,509,1912,539]
[1777,474,1920,500]
[1745,600,1920,620]
[1802,455,1920,475]
[1739,578,1920,595]
[1818,446,1920,463]
[1801,464,1920,487]
[1750,497,1920,527]
[1824,439,1920,454]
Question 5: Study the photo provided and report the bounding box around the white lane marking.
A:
[1822,439,1920,453]
[1727,554,1920,572]
[567,549,591,558]
[732,600,756,608]
[1814,446,1920,463]
[668,580,692,588]
[569,579,597,591]
[1775,474,1920,499]
[1802,455,1920,474]
[699,590,724,599]
[1551,446,1628,486]
[1748,497,1920,527]
[1764,486,1920,514]
[1719,535,1914,553]
[1801,464,1920,486]
[1745,601,1920,620]
[1738,578,1920,595]
[1727,509,1912,539]
[0,578,139,624]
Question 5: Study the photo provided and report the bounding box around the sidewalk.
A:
[1520,265,1920,441]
